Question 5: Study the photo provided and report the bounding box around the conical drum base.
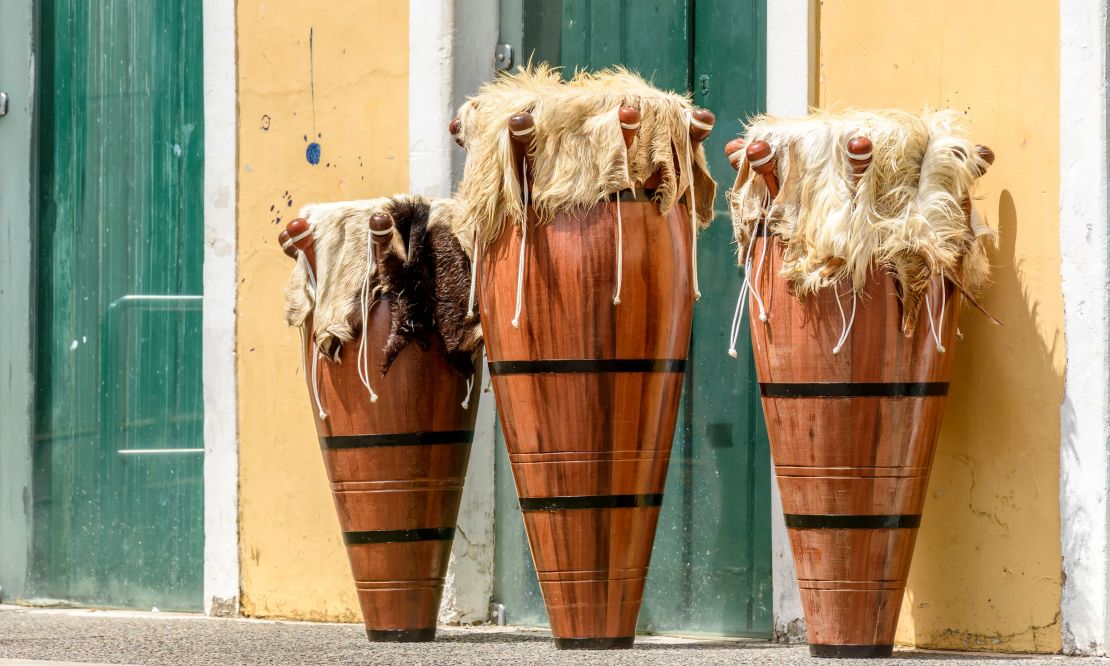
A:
[480,201,694,646]
[305,306,479,642]
[749,237,960,656]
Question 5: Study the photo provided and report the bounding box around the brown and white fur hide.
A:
[728,109,995,334]
[283,195,482,377]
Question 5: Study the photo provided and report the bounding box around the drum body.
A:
[749,235,960,657]
[304,302,479,642]
[480,199,693,648]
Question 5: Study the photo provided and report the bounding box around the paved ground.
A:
[0,605,1099,665]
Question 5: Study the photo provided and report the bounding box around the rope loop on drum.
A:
[832,288,858,355]
[925,273,948,353]
[461,375,474,410]
[355,236,380,404]
[511,157,530,329]
[467,228,479,318]
[684,111,702,301]
[310,347,327,420]
[613,193,624,305]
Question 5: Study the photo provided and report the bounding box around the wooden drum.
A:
[480,197,692,648]
[283,203,480,642]
[729,119,995,657]
[750,236,958,657]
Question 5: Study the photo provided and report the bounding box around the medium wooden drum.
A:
[750,235,959,657]
[480,197,692,648]
[728,112,995,657]
[306,305,479,642]
[282,197,482,643]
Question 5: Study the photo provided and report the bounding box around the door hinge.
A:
[0,92,9,117]
[495,43,513,71]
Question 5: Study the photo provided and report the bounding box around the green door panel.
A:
[493,0,772,638]
[31,0,205,611]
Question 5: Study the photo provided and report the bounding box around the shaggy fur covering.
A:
[728,109,994,332]
[283,195,481,376]
[454,65,716,247]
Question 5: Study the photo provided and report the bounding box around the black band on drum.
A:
[343,527,456,544]
[519,494,665,512]
[784,514,921,529]
[759,382,949,398]
[320,430,475,449]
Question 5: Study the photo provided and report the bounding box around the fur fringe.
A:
[282,195,482,376]
[454,65,716,246]
[727,109,995,330]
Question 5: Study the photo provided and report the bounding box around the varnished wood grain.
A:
[299,304,480,641]
[748,236,961,652]
[479,201,693,645]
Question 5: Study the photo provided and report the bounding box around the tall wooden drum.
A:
[728,112,996,657]
[453,67,717,648]
[282,197,482,642]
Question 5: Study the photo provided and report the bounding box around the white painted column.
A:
[0,0,35,604]
[765,0,814,644]
[1059,0,1110,655]
[201,0,241,617]
[409,0,499,624]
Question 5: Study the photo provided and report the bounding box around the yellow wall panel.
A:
[236,0,408,621]
[819,0,1062,653]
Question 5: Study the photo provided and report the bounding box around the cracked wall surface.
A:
[819,0,1063,653]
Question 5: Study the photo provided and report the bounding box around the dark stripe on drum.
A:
[366,628,436,643]
[784,514,921,529]
[810,644,894,658]
[489,359,686,375]
[519,494,664,511]
[554,636,635,650]
[343,528,455,544]
[759,382,949,398]
[320,430,474,449]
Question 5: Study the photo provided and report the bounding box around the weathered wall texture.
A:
[819,0,1063,653]
[236,0,408,621]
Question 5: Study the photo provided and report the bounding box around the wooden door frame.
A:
[0,0,35,604]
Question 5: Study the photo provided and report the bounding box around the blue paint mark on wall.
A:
[305,27,323,166]
[306,142,322,165]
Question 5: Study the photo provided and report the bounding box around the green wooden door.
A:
[30,0,206,611]
[493,0,772,637]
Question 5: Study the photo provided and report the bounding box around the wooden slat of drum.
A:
[775,473,931,516]
[298,302,479,641]
[523,506,661,640]
[787,527,920,582]
[801,587,902,649]
[481,202,693,361]
[480,201,693,647]
[761,396,947,469]
[490,372,684,456]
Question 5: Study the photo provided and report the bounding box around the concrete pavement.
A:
[0,605,1098,665]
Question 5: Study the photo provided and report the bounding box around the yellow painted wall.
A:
[819,0,1062,653]
[236,0,408,621]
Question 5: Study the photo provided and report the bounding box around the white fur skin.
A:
[454,65,716,247]
[728,109,995,329]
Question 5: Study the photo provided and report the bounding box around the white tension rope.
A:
[925,273,948,353]
[684,111,703,300]
[511,157,530,329]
